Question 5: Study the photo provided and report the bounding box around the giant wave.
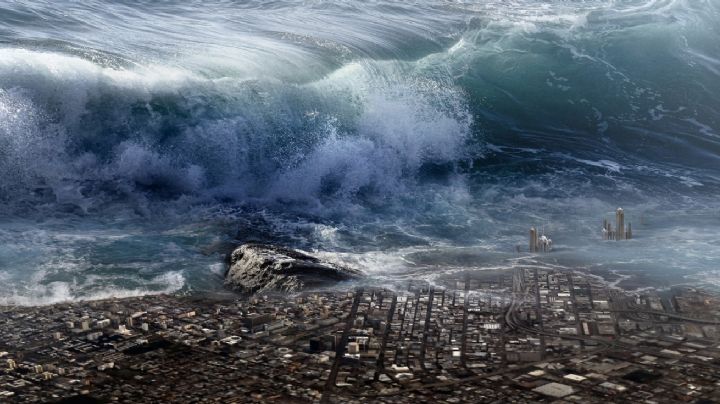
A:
[1,0,719,304]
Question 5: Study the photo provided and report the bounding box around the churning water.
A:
[1,0,719,304]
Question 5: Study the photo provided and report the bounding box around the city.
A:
[2,266,719,403]
[2,0,719,402]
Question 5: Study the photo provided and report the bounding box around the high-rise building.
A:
[602,219,612,240]
[530,227,537,252]
[616,208,625,240]
[538,235,552,252]
[602,208,633,240]
[529,226,552,252]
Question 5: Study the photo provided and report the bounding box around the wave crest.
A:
[0,49,472,214]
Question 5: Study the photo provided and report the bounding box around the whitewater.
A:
[1,0,719,305]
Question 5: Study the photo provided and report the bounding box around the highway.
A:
[321,288,364,403]
[610,309,720,325]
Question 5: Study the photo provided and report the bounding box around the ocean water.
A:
[1,0,719,305]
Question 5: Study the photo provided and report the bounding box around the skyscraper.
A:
[616,208,625,241]
[529,226,552,252]
[602,219,611,240]
[603,208,633,240]
[530,227,537,252]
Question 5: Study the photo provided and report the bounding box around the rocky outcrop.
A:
[225,244,362,293]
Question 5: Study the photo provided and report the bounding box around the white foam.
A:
[0,271,186,307]
[0,48,472,212]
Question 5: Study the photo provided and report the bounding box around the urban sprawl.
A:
[2,266,720,403]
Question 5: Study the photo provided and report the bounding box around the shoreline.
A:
[0,264,701,310]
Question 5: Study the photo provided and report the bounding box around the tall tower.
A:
[616,208,625,241]
[602,219,609,240]
[530,227,537,252]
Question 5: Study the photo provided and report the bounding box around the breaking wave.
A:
[0,48,472,215]
[1,0,720,304]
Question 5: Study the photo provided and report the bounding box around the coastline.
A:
[0,263,699,310]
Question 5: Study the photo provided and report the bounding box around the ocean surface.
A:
[1,0,719,305]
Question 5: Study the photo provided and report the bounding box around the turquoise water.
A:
[1,0,719,304]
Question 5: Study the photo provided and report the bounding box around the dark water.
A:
[1,0,719,304]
